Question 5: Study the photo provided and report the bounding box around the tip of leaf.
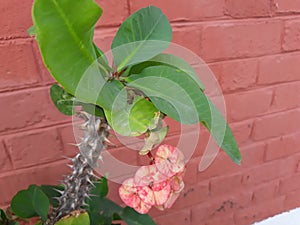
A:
[233,154,242,165]
[27,25,35,37]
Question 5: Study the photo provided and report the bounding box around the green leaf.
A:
[126,66,241,164]
[88,198,122,225]
[0,209,7,223]
[40,185,64,208]
[81,103,105,117]
[105,96,158,136]
[89,177,108,199]
[33,0,118,110]
[11,185,50,222]
[50,84,75,116]
[97,80,126,111]
[93,43,110,66]
[27,25,35,36]
[120,207,157,225]
[55,212,90,225]
[125,53,205,90]
[33,0,102,93]
[112,6,172,71]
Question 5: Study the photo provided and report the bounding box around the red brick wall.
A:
[1,1,300,225]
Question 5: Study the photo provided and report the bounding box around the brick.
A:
[192,191,252,223]
[284,188,300,210]
[154,209,191,225]
[275,0,300,13]
[94,28,116,53]
[95,0,129,26]
[0,41,40,91]
[172,181,210,209]
[226,88,273,122]
[0,89,45,132]
[230,120,253,146]
[95,148,141,184]
[158,130,204,161]
[5,128,63,169]
[0,141,12,172]
[204,214,234,225]
[242,156,298,186]
[210,173,243,196]
[225,0,274,18]
[130,0,225,21]
[239,143,265,167]
[197,152,241,181]
[283,19,300,51]
[190,202,210,223]
[58,124,78,157]
[209,58,258,93]
[252,180,280,204]
[0,160,70,206]
[252,109,300,141]
[0,0,32,38]
[234,196,285,225]
[42,88,72,124]
[271,82,300,112]
[0,88,69,133]
[265,132,300,161]
[172,26,201,53]
[184,157,200,185]
[280,172,300,194]
[258,52,300,85]
[31,42,54,85]
[200,20,282,61]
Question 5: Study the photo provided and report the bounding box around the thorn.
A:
[62,156,74,160]
[104,138,116,146]
[53,188,64,195]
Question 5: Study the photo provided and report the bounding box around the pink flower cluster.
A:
[119,144,185,214]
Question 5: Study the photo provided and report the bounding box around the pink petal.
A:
[170,173,185,192]
[164,192,180,209]
[119,178,140,208]
[155,145,185,177]
[134,201,152,214]
[137,186,155,206]
[152,180,171,205]
[134,164,168,186]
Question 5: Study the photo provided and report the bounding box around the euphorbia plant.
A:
[1,0,241,225]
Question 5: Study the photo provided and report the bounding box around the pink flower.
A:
[119,145,186,214]
[155,144,185,177]
[119,178,152,214]
[135,165,171,206]
[156,170,185,210]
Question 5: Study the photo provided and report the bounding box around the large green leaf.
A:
[119,207,156,225]
[112,6,172,71]
[126,66,241,164]
[0,209,7,223]
[50,84,106,116]
[125,53,205,90]
[50,84,75,116]
[40,185,64,208]
[33,0,102,93]
[105,96,159,136]
[89,177,108,199]
[88,197,122,225]
[33,0,119,110]
[11,185,50,222]
[55,212,90,225]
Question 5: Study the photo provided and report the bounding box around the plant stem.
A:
[44,112,109,225]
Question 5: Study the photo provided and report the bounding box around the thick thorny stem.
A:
[44,112,109,225]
